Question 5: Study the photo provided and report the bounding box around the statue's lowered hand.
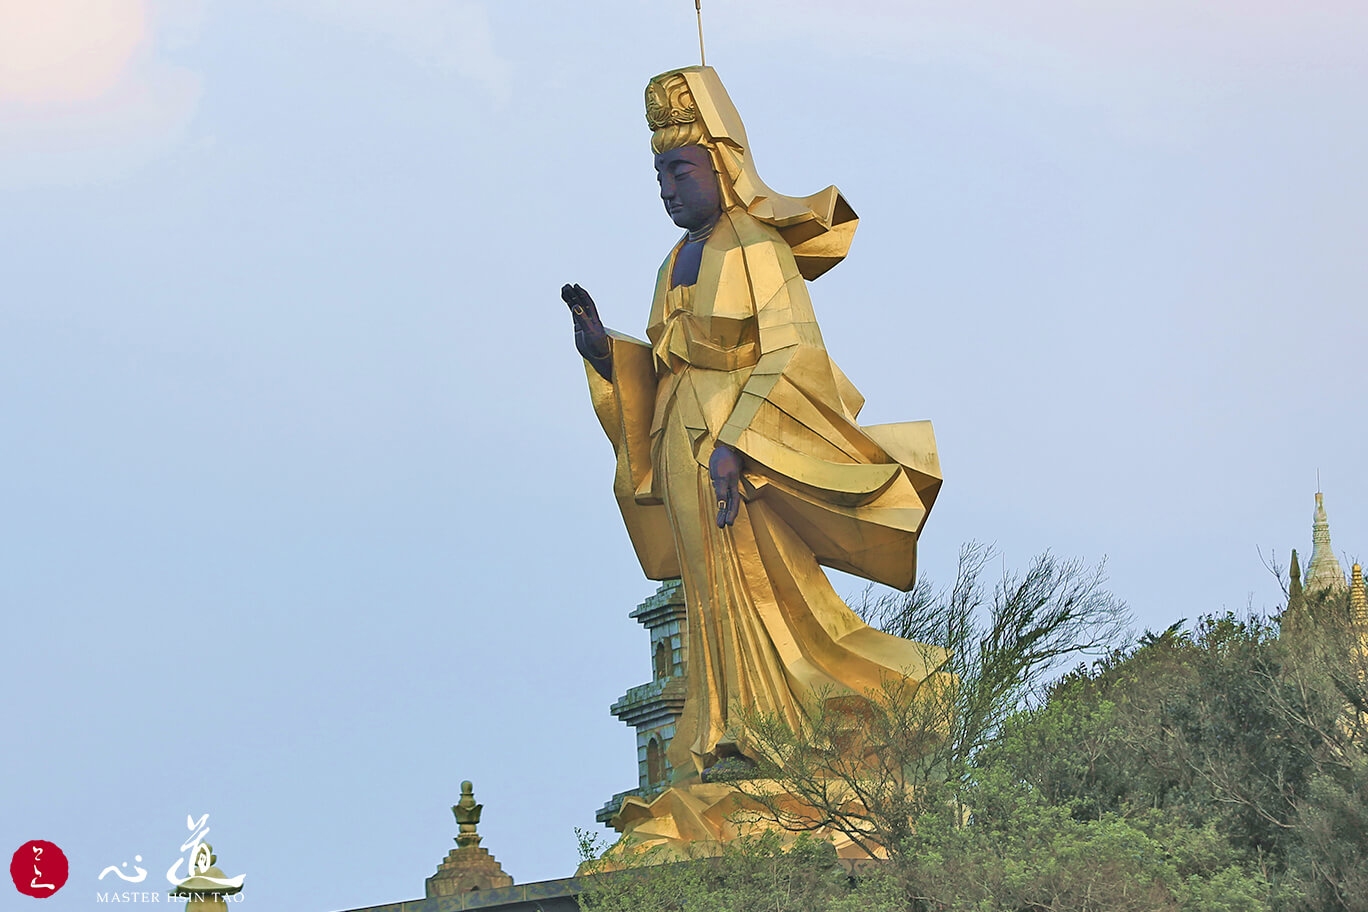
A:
[562,283,612,380]
[709,443,742,528]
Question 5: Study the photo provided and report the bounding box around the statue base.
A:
[589,776,882,869]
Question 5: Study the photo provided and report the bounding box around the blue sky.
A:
[3,2,1365,910]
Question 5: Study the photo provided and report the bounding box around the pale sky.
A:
[3,2,1366,910]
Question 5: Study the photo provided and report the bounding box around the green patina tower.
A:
[596,579,688,825]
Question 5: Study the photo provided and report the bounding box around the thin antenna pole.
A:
[696,0,706,66]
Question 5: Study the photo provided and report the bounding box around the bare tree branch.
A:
[733,543,1130,855]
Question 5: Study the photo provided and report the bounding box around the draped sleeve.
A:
[713,210,943,591]
[584,332,680,580]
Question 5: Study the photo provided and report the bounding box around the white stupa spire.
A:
[1306,491,1347,594]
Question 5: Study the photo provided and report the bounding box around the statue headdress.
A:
[645,66,858,280]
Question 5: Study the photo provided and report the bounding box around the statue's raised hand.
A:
[562,283,612,381]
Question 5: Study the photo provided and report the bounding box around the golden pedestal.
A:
[602,776,880,864]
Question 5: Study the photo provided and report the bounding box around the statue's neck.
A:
[685,219,716,244]
[670,208,720,288]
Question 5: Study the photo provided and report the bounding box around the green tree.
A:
[576,830,903,912]
[982,602,1368,911]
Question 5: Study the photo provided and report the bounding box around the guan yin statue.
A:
[563,66,944,857]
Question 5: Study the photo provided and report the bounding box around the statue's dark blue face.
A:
[654,145,721,231]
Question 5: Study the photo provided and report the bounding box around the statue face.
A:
[654,145,721,231]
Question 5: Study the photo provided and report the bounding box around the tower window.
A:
[646,737,665,785]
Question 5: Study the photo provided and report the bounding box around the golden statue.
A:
[564,66,943,854]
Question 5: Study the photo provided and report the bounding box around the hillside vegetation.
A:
[579,549,1368,912]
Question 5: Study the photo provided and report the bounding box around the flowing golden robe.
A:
[586,206,944,779]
